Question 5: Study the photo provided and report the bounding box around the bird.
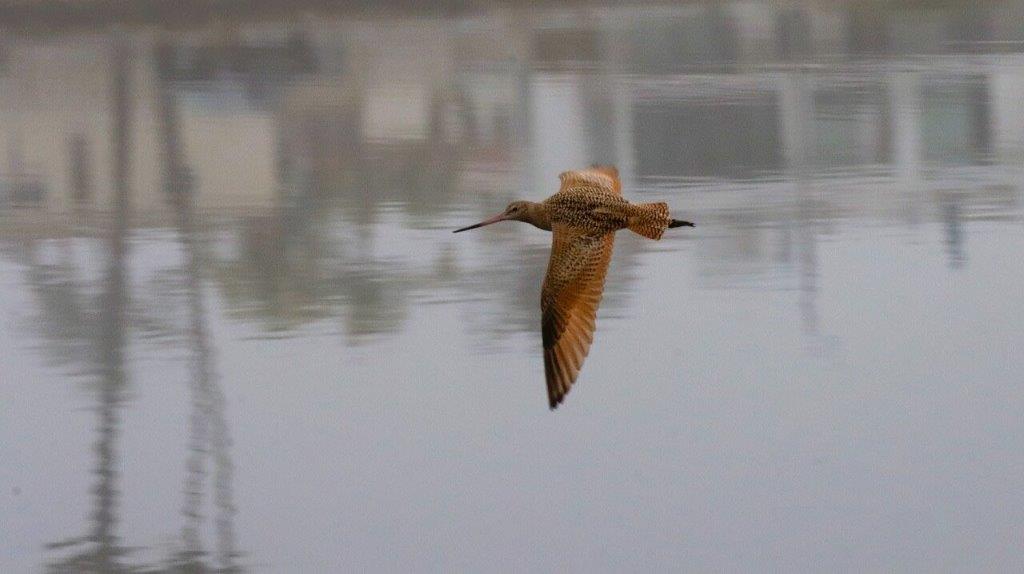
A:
[453,166,694,409]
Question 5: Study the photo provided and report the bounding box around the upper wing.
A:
[558,165,621,196]
[541,223,615,409]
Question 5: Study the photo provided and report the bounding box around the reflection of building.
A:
[0,37,159,210]
[3,3,1023,213]
[1,1,1022,325]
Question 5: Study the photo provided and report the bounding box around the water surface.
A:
[2,2,1024,571]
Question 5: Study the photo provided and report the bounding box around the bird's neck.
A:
[523,202,552,231]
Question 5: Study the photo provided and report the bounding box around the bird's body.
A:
[454,166,693,409]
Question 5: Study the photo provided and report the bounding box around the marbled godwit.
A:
[454,166,694,409]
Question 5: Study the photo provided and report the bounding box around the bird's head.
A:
[503,201,532,222]
[453,201,547,233]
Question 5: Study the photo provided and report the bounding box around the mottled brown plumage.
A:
[453,165,694,409]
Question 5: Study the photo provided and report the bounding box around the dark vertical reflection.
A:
[796,184,821,338]
[155,40,240,573]
[970,79,993,162]
[791,73,821,339]
[46,36,134,574]
[68,134,92,206]
[776,8,811,61]
[940,191,966,269]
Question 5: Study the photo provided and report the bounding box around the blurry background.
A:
[1,1,1023,571]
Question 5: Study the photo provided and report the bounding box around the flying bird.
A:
[454,166,694,409]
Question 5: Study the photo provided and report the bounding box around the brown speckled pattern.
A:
[458,166,688,408]
[536,167,682,409]
[627,202,672,240]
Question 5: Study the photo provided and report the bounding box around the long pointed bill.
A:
[453,212,508,233]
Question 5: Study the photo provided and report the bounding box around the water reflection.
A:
[42,39,135,574]
[4,5,1020,296]
[2,1,1024,571]
[159,40,240,572]
[2,37,241,573]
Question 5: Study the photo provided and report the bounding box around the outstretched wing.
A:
[558,165,621,196]
[541,223,615,409]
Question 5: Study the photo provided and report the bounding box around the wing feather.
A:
[557,165,621,196]
[541,223,615,409]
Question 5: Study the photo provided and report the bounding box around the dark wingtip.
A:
[669,219,695,228]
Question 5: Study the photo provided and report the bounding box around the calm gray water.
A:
[2,2,1024,572]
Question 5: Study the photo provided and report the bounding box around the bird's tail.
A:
[627,202,673,240]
